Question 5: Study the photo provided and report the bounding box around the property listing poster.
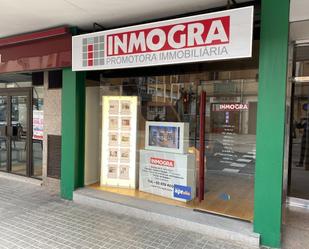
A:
[139,149,196,202]
[33,110,44,140]
[101,96,138,188]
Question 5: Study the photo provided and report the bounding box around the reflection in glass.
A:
[32,140,43,177]
[0,96,7,171]
[32,86,44,178]
[0,73,44,178]
[199,79,257,221]
[290,82,309,199]
[86,69,258,221]
[11,95,27,176]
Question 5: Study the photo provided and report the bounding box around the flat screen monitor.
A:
[145,121,188,154]
[148,125,180,149]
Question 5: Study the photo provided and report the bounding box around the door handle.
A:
[6,126,13,137]
[0,126,7,136]
[7,125,21,138]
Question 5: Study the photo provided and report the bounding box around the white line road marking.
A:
[214,153,235,157]
[236,158,252,163]
[223,168,240,173]
[230,162,247,168]
[220,160,233,164]
[243,155,256,159]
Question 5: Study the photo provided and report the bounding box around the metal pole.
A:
[198,91,206,202]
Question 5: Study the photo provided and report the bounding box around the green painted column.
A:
[254,0,290,247]
[61,68,86,200]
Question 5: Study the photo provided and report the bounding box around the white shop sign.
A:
[139,150,196,202]
[72,6,254,71]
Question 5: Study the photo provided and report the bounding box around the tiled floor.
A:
[282,206,309,249]
[0,177,258,249]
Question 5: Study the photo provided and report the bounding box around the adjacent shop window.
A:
[0,72,44,179]
[33,84,44,178]
[85,68,258,222]
[289,44,309,199]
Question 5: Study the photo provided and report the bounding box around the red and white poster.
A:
[139,150,196,202]
[72,6,254,71]
[33,110,43,140]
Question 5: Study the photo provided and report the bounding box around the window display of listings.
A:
[140,122,196,202]
[85,67,258,222]
[145,122,189,154]
[101,96,138,188]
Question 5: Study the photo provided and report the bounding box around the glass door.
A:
[287,43,309,205]
[0,95,8,171]
[288,81,309,200]
[10,95,29,175]
[0,88,32,176]
[197,79,258,222]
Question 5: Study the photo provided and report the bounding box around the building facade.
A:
[1,0,308,248]
[0,27,72,191]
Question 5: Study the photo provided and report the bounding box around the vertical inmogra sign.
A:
[72,6,254,71]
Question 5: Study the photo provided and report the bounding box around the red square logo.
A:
[87,44,93,51]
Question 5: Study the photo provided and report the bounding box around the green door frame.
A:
[254,0,290,247]
[61,68,85,200]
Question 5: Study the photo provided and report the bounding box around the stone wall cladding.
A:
[42,71,61,193]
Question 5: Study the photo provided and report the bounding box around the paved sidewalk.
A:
[282,206,309,249]
[0,177,258,249]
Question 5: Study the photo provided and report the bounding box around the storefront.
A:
[0,27,72,191]
[81,64,259,218]
[56,0,290,248]
[59,2,272,247]
[71,6,256,218]
[0,0,304,247]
